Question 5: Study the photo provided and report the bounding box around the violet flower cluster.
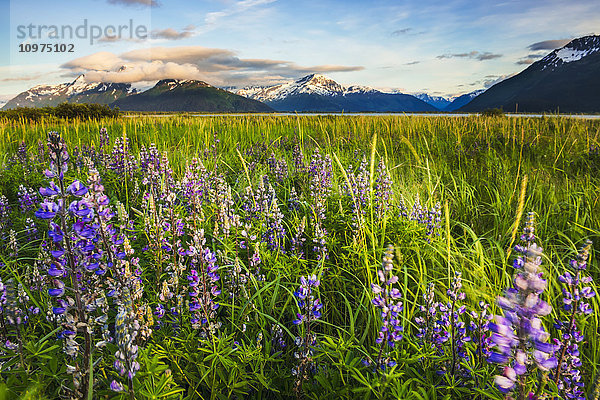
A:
[110,136,137,177]
[293,275,322,327]
[308,148,332,223]
[489,212,556,396]
[374,159,393,219]
[267,152,289,182]
[434,272,471,377]
[17,185,39,213]
[35,131,118,397]
[398,196,442,241]
[242,175,286,252]
[0,195,10,236]
[415,282,437,348]
[111,288,141,395]
[469,301,493,365]
[371,245,403,369]
[343,157,370,236]
[552,240,595,399]
[187,236,221,335]
[292,275,322,392]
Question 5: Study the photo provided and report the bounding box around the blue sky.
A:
[1,0,599,100]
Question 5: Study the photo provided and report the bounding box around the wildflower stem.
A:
[15,323,25,370]
[57,170,92,399]
[554,298,578,386]
[450,297,456,377]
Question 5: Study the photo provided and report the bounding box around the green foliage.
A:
[0,103,119,122]
[480,108,505,117]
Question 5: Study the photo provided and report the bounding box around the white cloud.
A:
[59,46,363,87]
[107,0,159,7]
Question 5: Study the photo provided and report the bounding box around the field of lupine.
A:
[0,114,599,400]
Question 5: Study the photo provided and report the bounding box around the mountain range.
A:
[411,91,486,111]
[2,75,134,109]
[461,35,600,113]
[2,34,599,113]
[412,93,452,110]
[235,74,436,112]
[112,79,272,112]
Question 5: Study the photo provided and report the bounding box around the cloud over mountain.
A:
[107,0,159,7]
[528,39,571,50]
[60,46,363,87]
[437,51,502,61]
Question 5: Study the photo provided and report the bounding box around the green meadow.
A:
[0,114,598,399]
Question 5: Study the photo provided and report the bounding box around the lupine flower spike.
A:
[553,240,595,399]
[371,245,403,370]
[489,212,556,398]
[292,274,322,395]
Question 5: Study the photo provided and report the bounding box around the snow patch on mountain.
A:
[556,48,594,63]
[539,35,600,70]
[3,74,134,109]
[236,74,378,102]
[412,93,452,109]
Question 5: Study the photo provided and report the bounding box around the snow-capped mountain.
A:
[462,35,600,113]
[444,90,485,111]
[412,93,452,110]
[235,74,435,112]
[538,36,600,71]
[236,74,377,102]
[2,75,135,109]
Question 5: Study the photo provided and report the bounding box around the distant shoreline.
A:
[122,112,600,119]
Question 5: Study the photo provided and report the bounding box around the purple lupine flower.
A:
[109,136,137,177]
[113,288,140,397]
[8,229,18,258]
[343,157,369,236]
[67,181,89,197]
[308,148,332,223]
[242,175,286,252]
[552,240,595,399]
[2,278,31,326]
[35,201,60,219]
[99,128,109,151]
[312,222,328,261]
[469,301,493,365]
[209,176,240,240]
[374,159,393,219]
[292,144,306,174]
[187,238,221,334]
[267,152,289,182]
[416,282,437,348]
[24,217,38,240]
[17,185,39,213]
[371,245,403,369]
[292,274,322,394]
[434,271,471,377]
[489,212,557,396]
[139,144,173,196]
[110,380,124,392]
[0,195,11,234]
[36,131,114,398]
[288,187,301,213]
[181,157,210,212]
[293,275,322,325]
[16,140,28,165]
[399,196,441,242]
[290,217,307,259]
